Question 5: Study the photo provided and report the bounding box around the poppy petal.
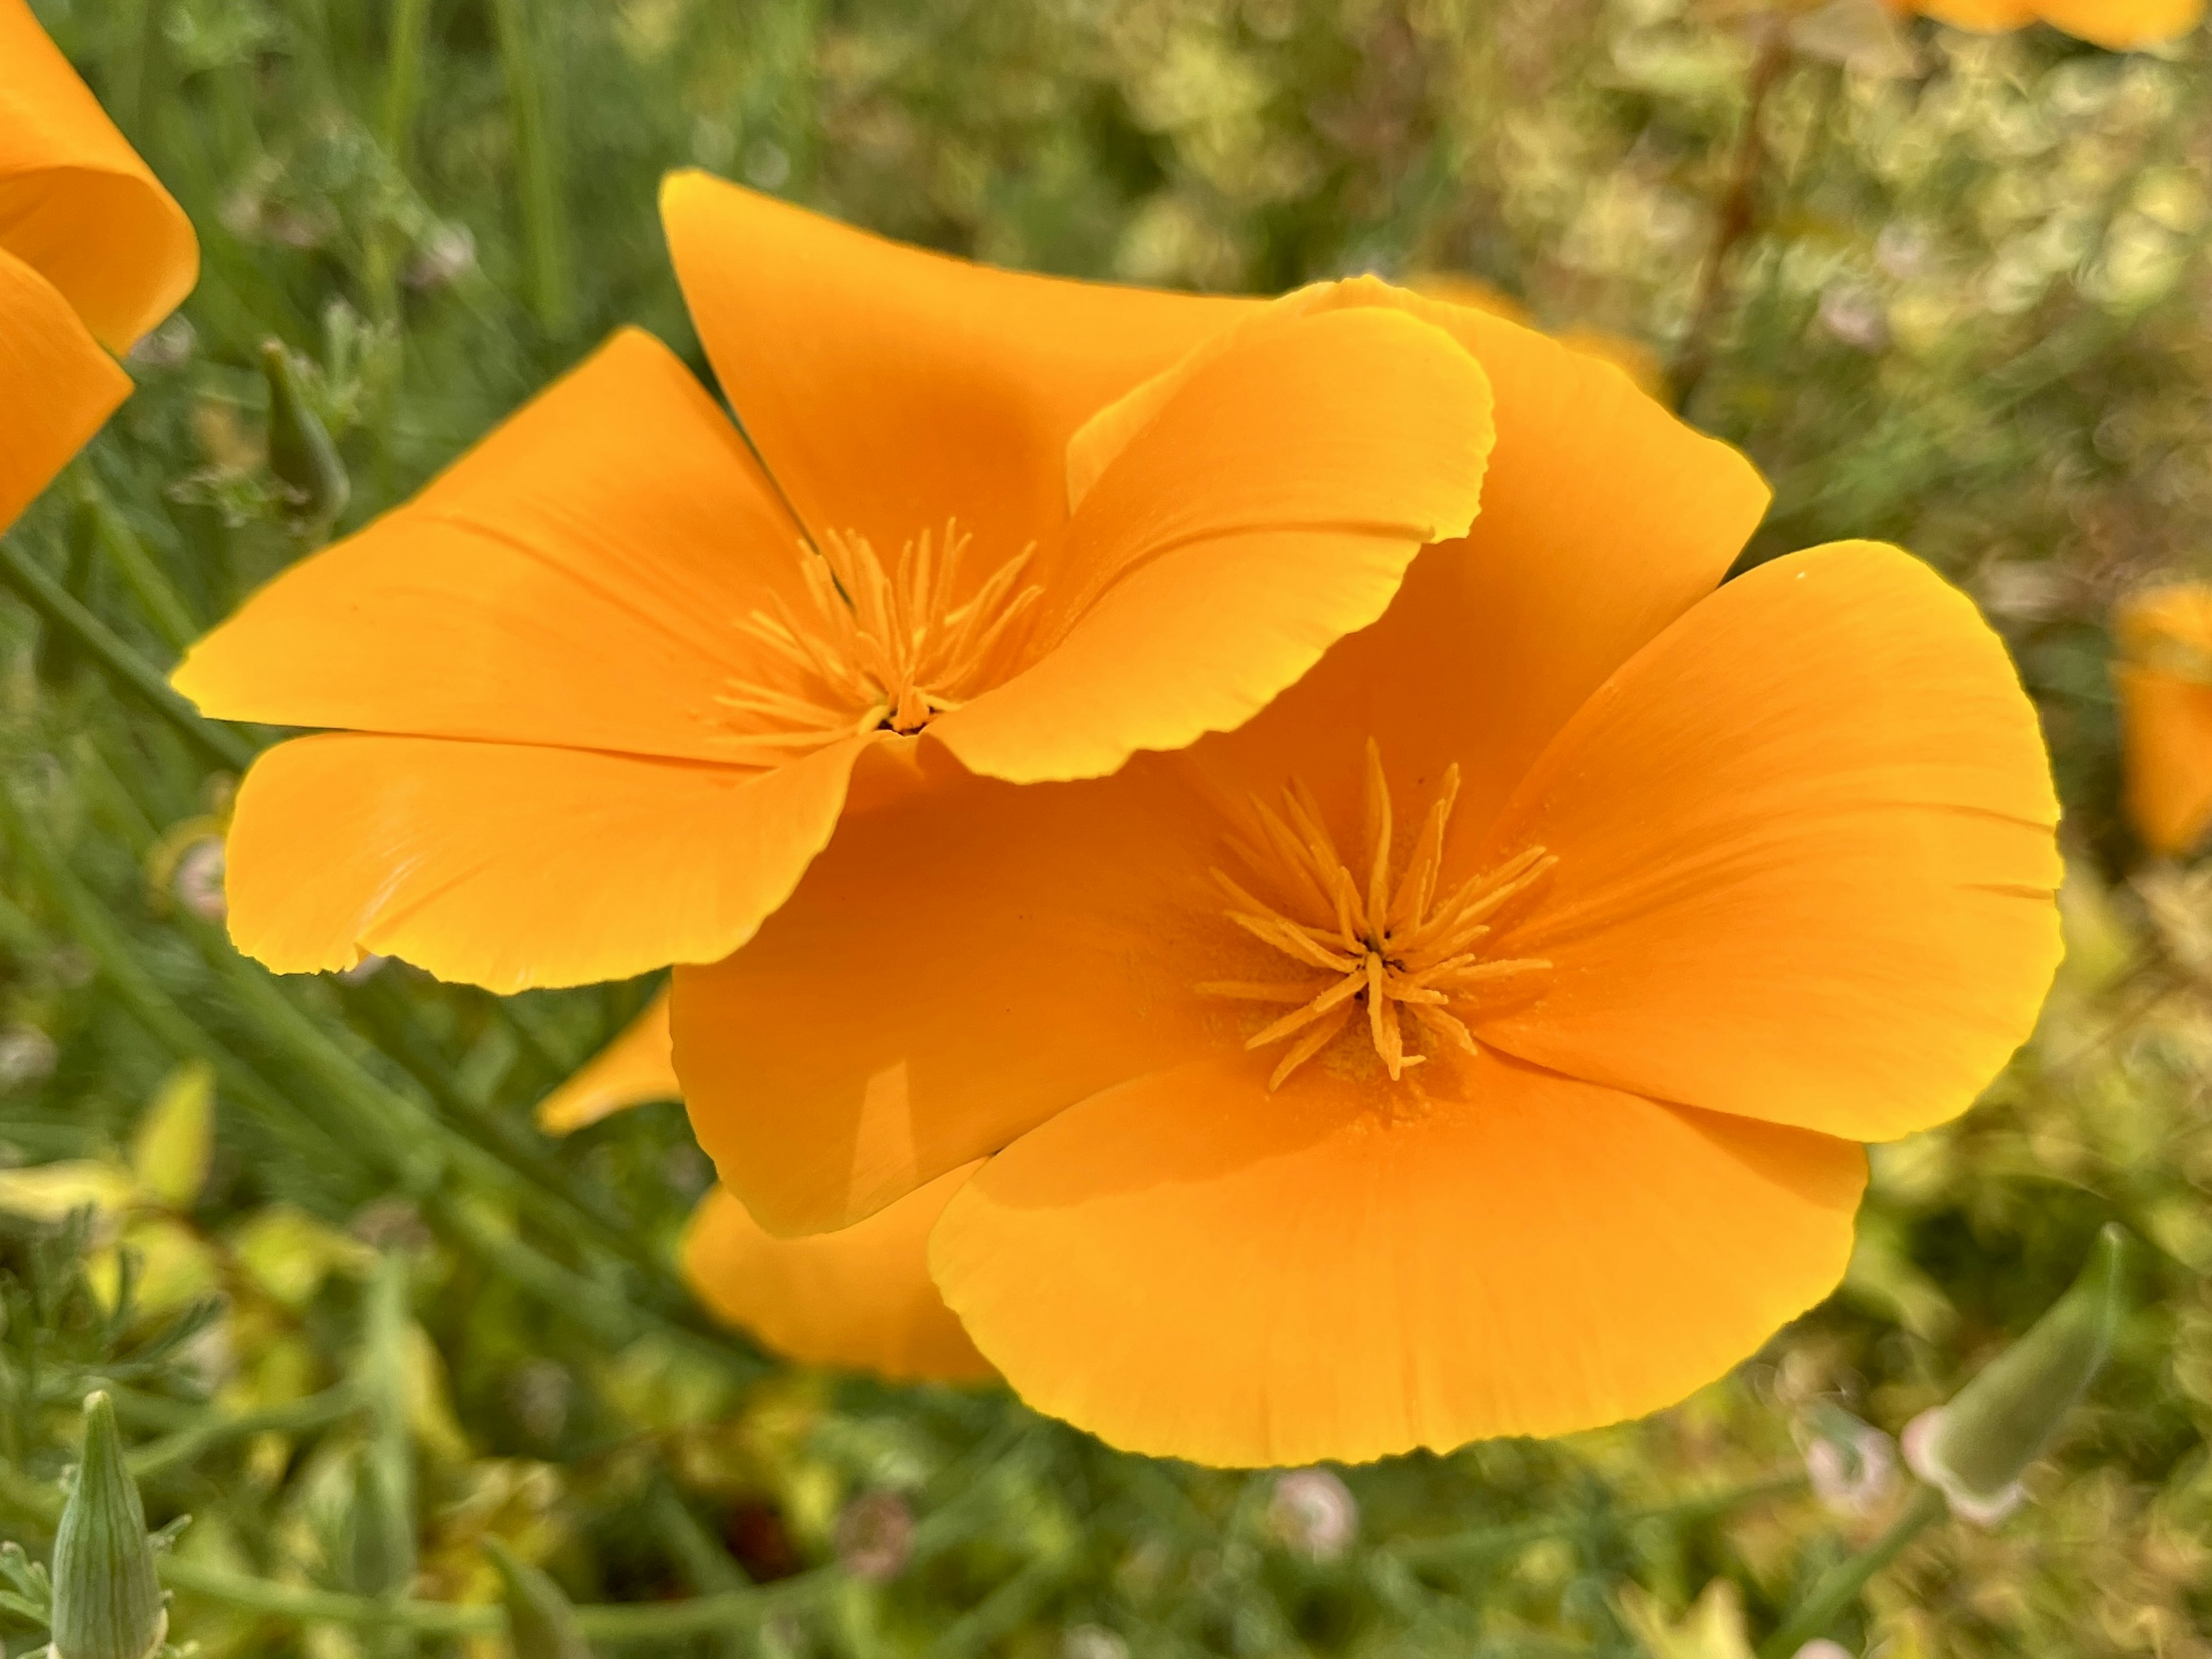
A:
[658,171,1247,559]
[225,731,871,990]
[173,329,805,763]
[683,1174,992,1383]
[930,301,1493,783]
[0,243,126,528]
[536,990,677,1135]
[1475,542,2061,1144]
[673,743,1219,1237]
[1152,296,1769,837]
[0,0,197,351]
[930,1049,1863,1467]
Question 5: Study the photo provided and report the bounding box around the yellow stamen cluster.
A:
[718,521,1041,759]
[1201,741,1555,1090]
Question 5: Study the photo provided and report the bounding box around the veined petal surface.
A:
[173,329,806,763]
[225,733,871,991]
[660,172,1245,559]
[1475,543,2062,1144]
[684,1173,991,1383]
[931,1050,1863,1467]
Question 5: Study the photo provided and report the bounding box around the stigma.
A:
[717,521,1041,760]
[1200,741,1555,1090]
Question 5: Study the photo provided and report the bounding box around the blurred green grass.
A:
[0,1,2209,1655]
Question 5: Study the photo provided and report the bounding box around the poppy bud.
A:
[484,1536,594,1659]
[1902,1224,2131,1525]
[260,339,349,531]
[50,1392,167,1659]
[340,1448,414,1600]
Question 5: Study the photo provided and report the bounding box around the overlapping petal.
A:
[659,171,1246,561]
[173,329,802,761]
[1152,292,1768,836]
[684,1173,991,1383]
[225,732,870,991]
[931,1050,1863,1467]
[0,242,126,528]
[933,296,1494,781]
[1472,543,2062,1143]
[674,742,1221,1236]
[0,0,197,353]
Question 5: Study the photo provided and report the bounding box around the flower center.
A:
[717,521,1041,757]
[1199,741,1555,1090]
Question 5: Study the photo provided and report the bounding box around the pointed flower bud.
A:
[484,1536,594,1659]
[50,1392,166,1659]
[1903,1224,2131,1526]
[260,339,349,531]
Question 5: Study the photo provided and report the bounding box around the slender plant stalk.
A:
[1757,1483,1948,1658]
[1672,20,1794,413]
[488,0,575,337]
[0,536,254,772]
[158,1556,830,1640]
[74,473,201,656]
[128,1384,361,1482]
[1387,1473,1809,1571]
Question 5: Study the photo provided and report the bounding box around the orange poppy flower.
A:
[537,990,987,1381]
[1410,273,1669,403]
[0,0,197,528]
[1891,0,2201,47]
[172,176,1495,991]
[2113,583,2212,857]
[671,285,2063,1467]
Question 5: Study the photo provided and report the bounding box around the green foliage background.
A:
[1,0,2210,1655]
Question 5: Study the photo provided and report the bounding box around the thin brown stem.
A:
[1673,21,1794,414]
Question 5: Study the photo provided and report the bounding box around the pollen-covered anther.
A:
[715,520,1041,761]
[1199,740,1555,1089]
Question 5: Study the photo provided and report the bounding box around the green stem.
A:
[74,472,200,656]
[128,1384,362,1482]
[1388,1473,1808,1571]
[1756,1483,1948,1659]
[159,1557,830,1641]
[488,0,574,337]
[0,535,255,772]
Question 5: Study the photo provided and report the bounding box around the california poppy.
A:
[537,991,986,1381]
[1892,0,2201,48]
[171,178,1494,991]
[0,0,197,528]
[672,284,2063,1467]
[2113,583,2212,857]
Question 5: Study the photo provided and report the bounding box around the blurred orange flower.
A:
[0,0,197,527]
[538,991,987,1381]
[173,176,1494,991]
[2113,584,2212,857]
[1893,0,2201,48]
[673,287,2063,1467]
